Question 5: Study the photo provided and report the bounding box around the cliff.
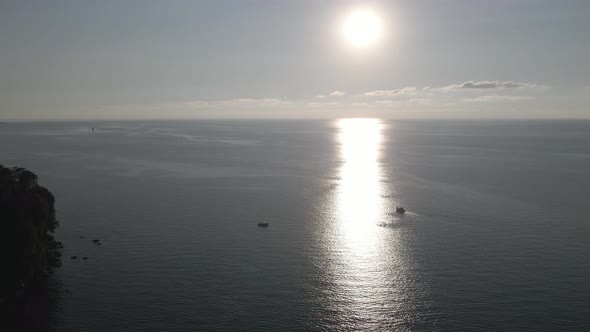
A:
[0,165,62,298]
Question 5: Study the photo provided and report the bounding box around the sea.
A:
[1,119,590,331]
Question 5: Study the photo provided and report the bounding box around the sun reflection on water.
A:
[337,118,385,241]
[325,118,395,326]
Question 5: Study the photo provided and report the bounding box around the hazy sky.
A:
[2,0,590,119]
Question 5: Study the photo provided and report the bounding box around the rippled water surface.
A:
[2,119,590,330]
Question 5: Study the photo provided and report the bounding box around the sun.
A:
[341,9,383,48]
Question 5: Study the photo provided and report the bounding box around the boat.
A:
[257,222,269,227]
[396,207,406,214]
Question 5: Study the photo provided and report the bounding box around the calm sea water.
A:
[2,119,590,331]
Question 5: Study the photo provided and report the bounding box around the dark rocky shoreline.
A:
[0,165,62,302]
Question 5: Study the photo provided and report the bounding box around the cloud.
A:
[373,98,431,107]
[101,98,289,115]
[329,90,345,97]
[221,98,287,106]
[317,91,345,98]
[436,81,537,91]
[375,100,394,105]
[307,101,340,107]
[462,95,533,103]
[408,98,433,105]
[374,100,402,107]
[100,100,210,113]
[97,81,544,118]
[364,87,417,97]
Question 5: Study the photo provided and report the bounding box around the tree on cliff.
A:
[0,165,62,297]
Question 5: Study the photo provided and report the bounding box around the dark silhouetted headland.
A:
[0,165,62,299]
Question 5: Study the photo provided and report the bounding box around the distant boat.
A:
[91,127,96,132]
[396,207,406,214]
[257,222,269,227]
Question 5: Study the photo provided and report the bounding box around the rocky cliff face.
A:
[0,165,62,298]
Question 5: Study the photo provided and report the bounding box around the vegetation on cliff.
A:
[0,165,62,298]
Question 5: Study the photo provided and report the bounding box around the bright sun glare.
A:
[341,9,382,48]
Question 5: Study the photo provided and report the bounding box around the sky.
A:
[1,0,590,120]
